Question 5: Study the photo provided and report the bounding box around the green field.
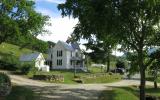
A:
[99,86,160,100]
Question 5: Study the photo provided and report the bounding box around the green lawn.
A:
[0,86,39,100]
[99,86,160,100]
[34,70,122,84]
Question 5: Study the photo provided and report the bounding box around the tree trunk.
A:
[154,81,158,89]
[139,51,146,100]
[106,51,110,72]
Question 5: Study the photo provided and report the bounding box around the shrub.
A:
[27,67,38,78]
[20,63,33,74]
[0,73,12,96]
[0,54,19,71]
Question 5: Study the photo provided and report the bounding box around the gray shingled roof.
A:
[59,41,75,51]
[71,42,80,50]
[20,52,41,62]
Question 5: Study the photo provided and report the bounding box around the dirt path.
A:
[1,70,157,100]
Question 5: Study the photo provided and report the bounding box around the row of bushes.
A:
[33,74,64,82]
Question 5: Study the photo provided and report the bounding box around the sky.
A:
[35,0,78,43]
[35,0,123,56]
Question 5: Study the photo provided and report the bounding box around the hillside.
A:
[0,43,36,58]
[0,42,48,70]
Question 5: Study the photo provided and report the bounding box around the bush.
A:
[27,67,38,78]
[0,73,12,96]
[0,54,19,71]
[20,64,31,74]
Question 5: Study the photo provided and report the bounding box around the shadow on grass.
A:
[98,89,115,100]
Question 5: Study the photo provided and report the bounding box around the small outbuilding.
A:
[20,52,49,72]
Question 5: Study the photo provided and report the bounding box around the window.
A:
[57,50,63,57]
[76,52,79,57]
[70,60,73,65]
[51,54,53,59]
[71,52,72,57]
[57,59,62,66]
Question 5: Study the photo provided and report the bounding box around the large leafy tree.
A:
[58,0,160,100]
[84,37,117,72]
[0,0,50,44]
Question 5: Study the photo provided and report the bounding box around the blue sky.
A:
[35,0,79,43]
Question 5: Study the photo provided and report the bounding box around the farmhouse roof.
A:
[20,52,41,62]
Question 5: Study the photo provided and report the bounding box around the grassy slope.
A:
[0,42,47,58]
[0,43,34,58]
[99,86,160,100]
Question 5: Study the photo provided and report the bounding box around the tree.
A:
[58,0,160,100]
[0,0,50,44]
[84,39,116,72]
[149,60,160,89]
[148,49,160,89]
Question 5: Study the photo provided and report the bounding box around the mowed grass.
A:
[99,86,160,100]
[0,86,39,100]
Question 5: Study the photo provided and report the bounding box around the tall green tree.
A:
[84,38,116,72]
[58,0,160,100]
[0,0,50,44]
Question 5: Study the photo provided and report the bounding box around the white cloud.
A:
[37,17,78,43]
[36,0,65,4]
[36,8,54,16]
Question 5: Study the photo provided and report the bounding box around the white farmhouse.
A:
[20,53,49,72]
[47,41,85,70]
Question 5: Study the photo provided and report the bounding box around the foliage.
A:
[148,49,160,89]
[116,60,125,69]
[19,63,37,75]
[0,53,19,71]
[0,0,50,44]
[0,73,11,96]
[58,1,160,99]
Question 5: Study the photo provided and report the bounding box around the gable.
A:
[54,41,74,51]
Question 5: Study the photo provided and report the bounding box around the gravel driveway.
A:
[0,70,156,100]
